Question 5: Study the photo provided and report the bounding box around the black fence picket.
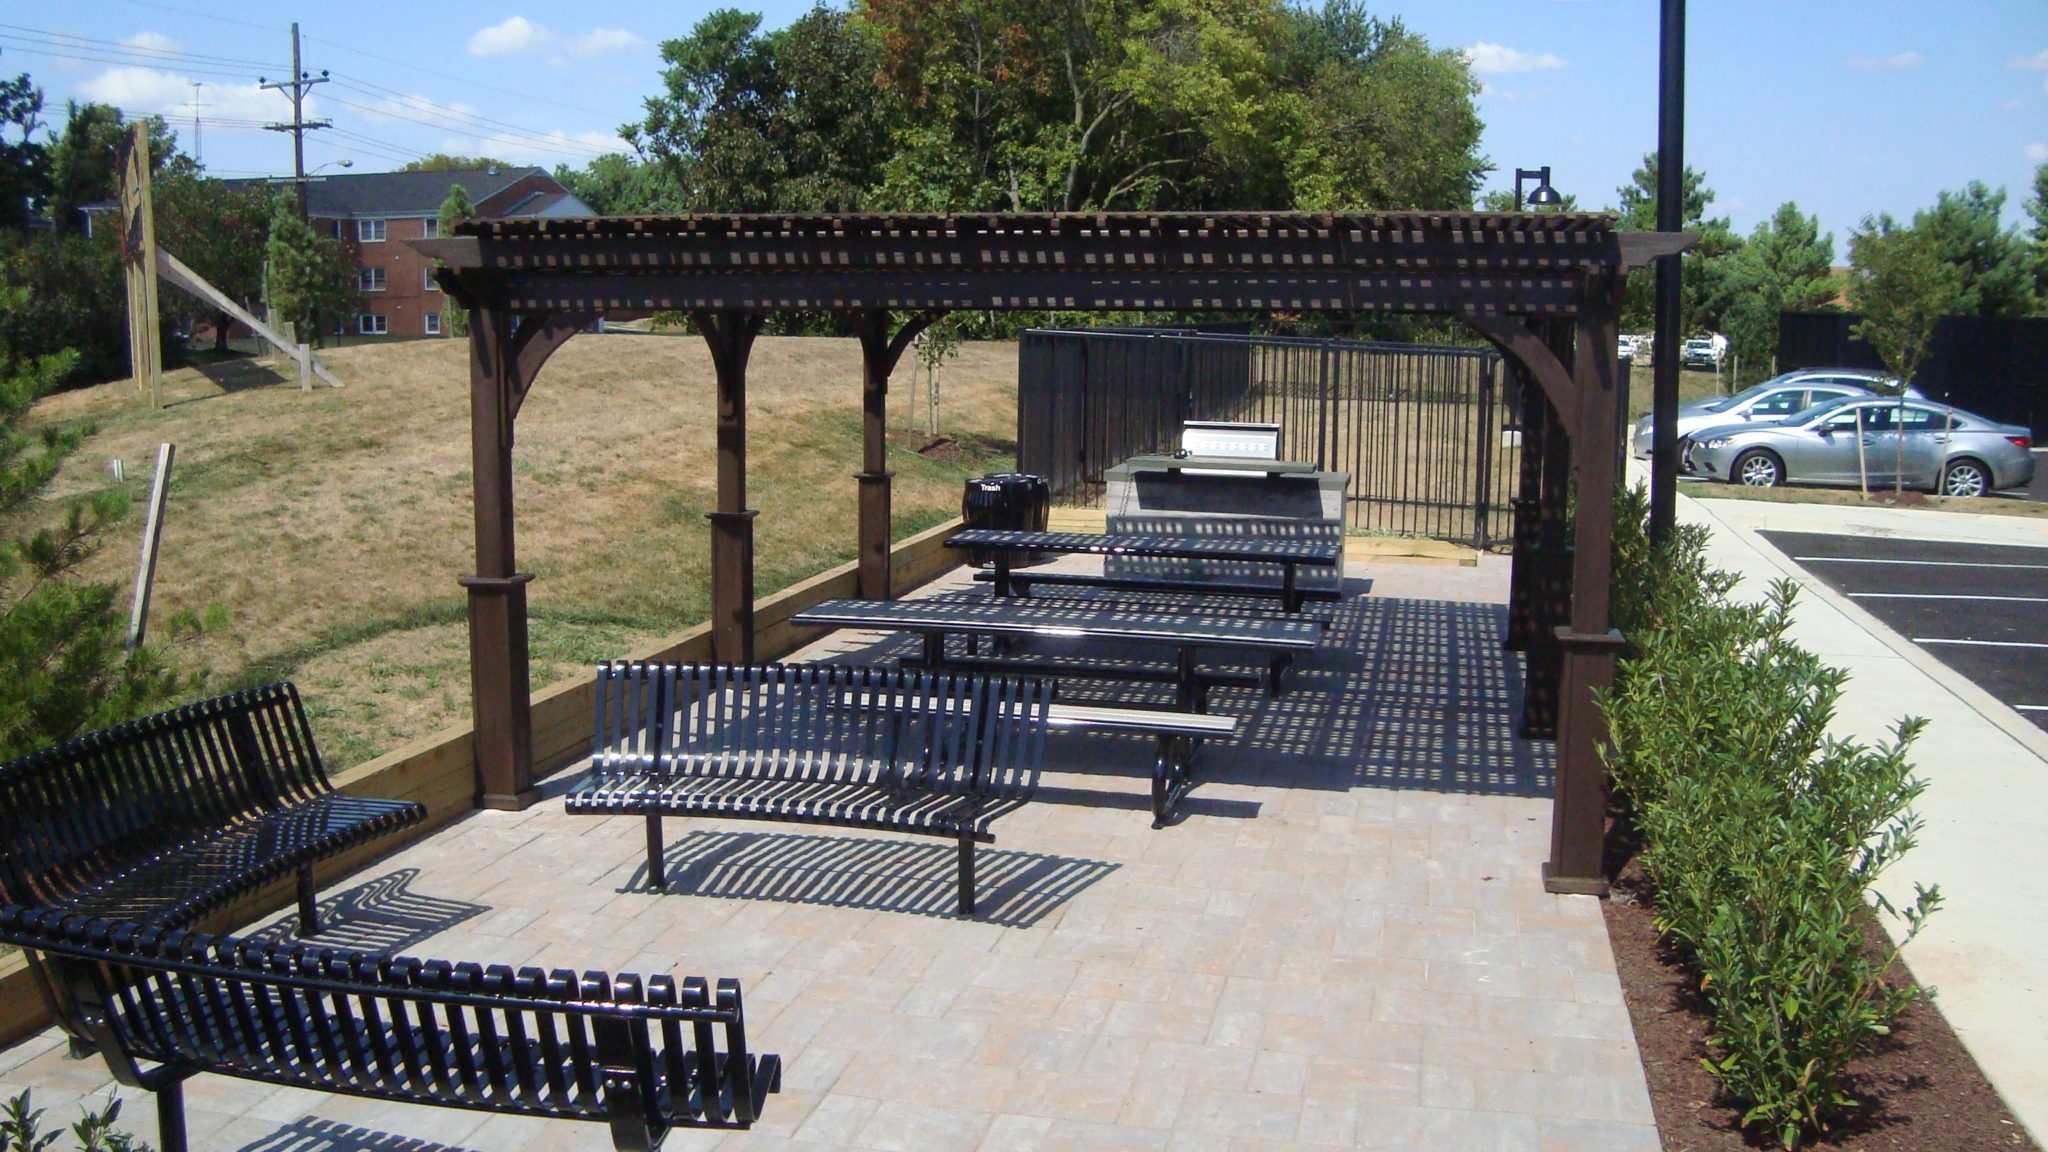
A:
[1017,329,1515,548]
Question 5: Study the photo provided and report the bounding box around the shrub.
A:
[1600,490,1940,1149]
[0,1090,147,1151]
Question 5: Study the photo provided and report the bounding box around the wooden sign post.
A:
[117,123,163,409]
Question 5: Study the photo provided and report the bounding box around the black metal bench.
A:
[0,905,779,1152]
[566,663,1053,915]
[0,682,426,938]
[835,690,1240,829]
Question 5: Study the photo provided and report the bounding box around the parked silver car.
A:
[1684,396,2036,497]
[1630,369,1901,458]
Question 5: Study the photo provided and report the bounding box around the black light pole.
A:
[1649,0,1685,544]
[1514,167,1563,211]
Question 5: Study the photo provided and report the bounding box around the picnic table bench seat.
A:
[566,662,1054,915]
[0,905,779,1152]
[0,683,425,939]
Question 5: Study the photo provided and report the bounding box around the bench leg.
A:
[296,865,319,936]
[157,1080,189,1152]
[956,829,976,916]
[1153,734,1196,830]
[646,813,667,889]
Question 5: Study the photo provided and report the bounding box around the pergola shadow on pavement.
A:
[416,211,1690,892]
[828,591,1553,808]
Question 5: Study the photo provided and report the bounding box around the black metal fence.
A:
[1018,329,1515,547]
[1779,311,2048,437]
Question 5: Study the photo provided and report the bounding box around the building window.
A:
[358,267,386,292]
[357,313,387,336]
[424,312,441,336]
[422,218,440,239]
[357,218,386,242]
[424,267,439,292]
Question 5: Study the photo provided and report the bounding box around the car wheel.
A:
[1733,449,1784,487]
[1940,458,1989,498]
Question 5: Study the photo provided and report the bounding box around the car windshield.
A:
[1794,397,1863,426]
[1716,381,1782,408]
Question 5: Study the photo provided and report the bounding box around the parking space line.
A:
[1793,556,2048,570]
[1849,593,2048,603]
[1912,638,2048,649]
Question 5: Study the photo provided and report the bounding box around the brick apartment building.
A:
[241,166,595,340]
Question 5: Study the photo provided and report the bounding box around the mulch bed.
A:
[1603,859,2039,1151]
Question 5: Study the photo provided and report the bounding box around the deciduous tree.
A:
[45,102,190,236]
[153,175,270,352]
[0,73,48,232]
[399,154,512,173]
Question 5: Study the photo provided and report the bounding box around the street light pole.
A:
[1649,0,1686,544]
[1514,167,1562,211]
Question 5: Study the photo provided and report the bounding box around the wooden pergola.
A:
[415,211,1690,894]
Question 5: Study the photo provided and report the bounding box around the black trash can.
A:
[961,473,1051,565]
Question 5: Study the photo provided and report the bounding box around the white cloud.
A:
[1847,51,1923,70]
[2009,48,2048,70]
[562,28,641,58]
[438,128,628,167]
[2004,98,2027,111]
[467,16,552,58]
[77,67,296,124]
[118,31,182,59]
[2027,143,2048,163]
[1462,42,1565,76]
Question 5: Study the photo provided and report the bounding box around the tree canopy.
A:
[1612,153,1741,336]
[399,154,514,172]
[1717,202,1837,377]
[1904,181,2036,318]
[45,101,190,236]
[622,0,1487,216]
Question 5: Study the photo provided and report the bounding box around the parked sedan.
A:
[1684,397,2036,497]
[1630,369,1900,458]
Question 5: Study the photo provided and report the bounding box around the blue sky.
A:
[7,1,2044,244]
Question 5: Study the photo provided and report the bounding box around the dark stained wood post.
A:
[1504,366,1541,653]
[461,304,536,810]
[1523,372,1573,739]
[1546,270,1629,895]
[852,310,943,600]
[696,310,765,661]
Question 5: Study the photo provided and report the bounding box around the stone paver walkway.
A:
[0,560,1659,1151]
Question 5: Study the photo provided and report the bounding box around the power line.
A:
[0,23,275,70]
[322,91,611,160]
[103,0,279,35]
[0,39,262,81]
[329,76,614,153]
[259,23,331,219]
[304,34,617,120]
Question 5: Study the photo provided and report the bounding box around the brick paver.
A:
[0,558,1659,1151]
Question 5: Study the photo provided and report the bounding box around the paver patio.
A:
[0,557,1660,1151]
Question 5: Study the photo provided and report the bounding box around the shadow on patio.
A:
[619,829,1118,929]
[234,1117,481,1152]
[247,868,489,953]
[827,591,1552,806]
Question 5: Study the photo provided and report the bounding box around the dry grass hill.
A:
[30,334,1021,768]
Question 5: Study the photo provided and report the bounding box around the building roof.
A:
[223,167,588,219]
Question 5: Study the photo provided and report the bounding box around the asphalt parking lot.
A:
[1762,530,2048,731]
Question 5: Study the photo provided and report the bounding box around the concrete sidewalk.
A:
[1679,492,2048,1143]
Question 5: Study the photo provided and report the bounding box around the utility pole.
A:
[187,82,208,167]
[260,23,331,221]
[1648,0,1685,544]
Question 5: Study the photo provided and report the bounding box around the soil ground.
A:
[1604,860,2040,1151]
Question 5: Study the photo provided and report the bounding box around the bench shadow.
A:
[234,1117,481,1152]
[247,869,489,953]
[624,829,1116,929]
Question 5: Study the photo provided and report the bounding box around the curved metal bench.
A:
[0,905,779,1152]
[567,663,1052,915]
[0,682,425,937]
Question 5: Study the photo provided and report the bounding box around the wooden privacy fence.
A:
[1018,330,1514,548]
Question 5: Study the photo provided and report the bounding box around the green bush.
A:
[0,1090,148,1151]
[1600,488,1940,1149]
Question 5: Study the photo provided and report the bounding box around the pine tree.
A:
[0,285,180,760]
[436,184,476,338]
[265,195,353,346]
